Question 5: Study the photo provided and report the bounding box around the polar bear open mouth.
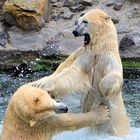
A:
[84,33,90,45]
[72,31,90,45]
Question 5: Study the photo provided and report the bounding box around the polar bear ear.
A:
[34,97,40,103]
[105,16,111,21]
[29,119,37,127]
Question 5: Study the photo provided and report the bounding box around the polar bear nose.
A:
[72,30,79,37]
[54,102,68,113]
[58,106,68,113]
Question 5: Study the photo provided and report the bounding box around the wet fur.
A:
[0,84,109,140]
[31,9,130,136]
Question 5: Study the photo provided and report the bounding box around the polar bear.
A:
[0,84,109,140]
[31,9,130,136]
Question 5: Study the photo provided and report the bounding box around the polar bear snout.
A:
[73,29,90,45]
[54,102,68,113]
[73,20,91,45]
[73,20,88,37]
[73,30,80,37]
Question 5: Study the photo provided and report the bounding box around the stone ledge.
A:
[3,0,49,30]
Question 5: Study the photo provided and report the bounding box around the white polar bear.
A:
[31,9,130,136]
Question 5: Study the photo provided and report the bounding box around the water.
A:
[0,72,48,124]
[52,128,140,140]
[0,73,140,140]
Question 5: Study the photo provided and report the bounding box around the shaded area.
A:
[122,58,140,79]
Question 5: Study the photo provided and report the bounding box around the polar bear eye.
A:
[80,13,85,17]
[50,94,56,99]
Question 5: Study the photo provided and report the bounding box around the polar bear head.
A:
[9,84,68,127]
[73,9,116,46]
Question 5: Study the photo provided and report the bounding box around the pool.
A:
[0,73,140,140]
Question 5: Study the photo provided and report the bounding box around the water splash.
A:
[0,125,140,140]
[52,128,140,140]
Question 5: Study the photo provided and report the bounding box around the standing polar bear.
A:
[31,9,130,136]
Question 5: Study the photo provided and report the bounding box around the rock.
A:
[91,0,99,5]
[57,30,83,55]
[51,0,57,3]
[0,0,5,21]
[0,45,62,71]
[117,27,133,34]
[106,2,114,7]
[51,12,62,21]
[128,7,140,19]
[8,26,45,50]
[52,2,60,7]
[118,31,140,58]
[7,25,61,50]
[0,0,5,11]
[0,50,40,71]
[113,3,123,11]
[63,0,69,7]
[106,0,116,7]
[40,44,61,58]
[3,12,16,25]
[0,23,4,32]
[119,34,135,51]
[40,24,59,43]
[65,0,81,7]
[107,10,120,24]
[63,8,74,19]
[3,0,49,30]
[0,32,7,47]
[80,0,93,6]
[70,4,85,12]
[127,0,140,3]
[11,61,32,77]
[111,17,119,24]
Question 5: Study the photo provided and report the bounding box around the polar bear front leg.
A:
[99,72,123,99]
[31,47,85,86]
[53,46,85,74]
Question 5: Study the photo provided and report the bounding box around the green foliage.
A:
[122,60,140,68]
[33,56,66,72]
[34,63,52,72]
